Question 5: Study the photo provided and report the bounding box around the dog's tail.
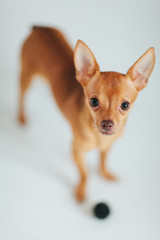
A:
[32,25,40,31]
[32,25,52,32]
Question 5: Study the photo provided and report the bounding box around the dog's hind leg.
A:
[18,67,34,124]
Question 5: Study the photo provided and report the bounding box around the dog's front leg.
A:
[99,150,117,181]
[72,144,87,202]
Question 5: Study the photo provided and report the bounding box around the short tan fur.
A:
[19,26,155,201]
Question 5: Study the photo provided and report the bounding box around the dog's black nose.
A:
[101,120,114,131]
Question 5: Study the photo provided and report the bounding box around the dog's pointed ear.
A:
[74,40,100,85]
[127,47,155,91]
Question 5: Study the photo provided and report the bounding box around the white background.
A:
[0,0,160,239]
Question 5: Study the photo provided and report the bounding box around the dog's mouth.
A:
[99,130,115,136]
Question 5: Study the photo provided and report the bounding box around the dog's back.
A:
[20,26,82,120]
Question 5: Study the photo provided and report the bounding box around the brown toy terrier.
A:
[18,26,155,202]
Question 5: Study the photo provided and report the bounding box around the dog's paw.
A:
[100,170,118,181]
[75,184,85,202]
[18,113,26,125]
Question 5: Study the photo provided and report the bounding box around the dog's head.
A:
[74,40,155,135]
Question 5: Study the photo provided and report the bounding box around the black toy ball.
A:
[93,202,110,219]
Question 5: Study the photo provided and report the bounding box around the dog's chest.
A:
[84,127,115,151]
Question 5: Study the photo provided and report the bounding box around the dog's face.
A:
[74,40,155,135]
[83,72,138,135]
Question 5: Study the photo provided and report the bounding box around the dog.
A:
[18,26,155,202]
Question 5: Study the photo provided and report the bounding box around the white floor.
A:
[0,0,160,239]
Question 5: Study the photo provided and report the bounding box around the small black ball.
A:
[93,202,110,219]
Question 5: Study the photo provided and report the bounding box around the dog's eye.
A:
[121,101,130,111]
[90,98,99,108]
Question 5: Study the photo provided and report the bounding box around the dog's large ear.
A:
[127,47,155,91]
[74,40,99,85]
